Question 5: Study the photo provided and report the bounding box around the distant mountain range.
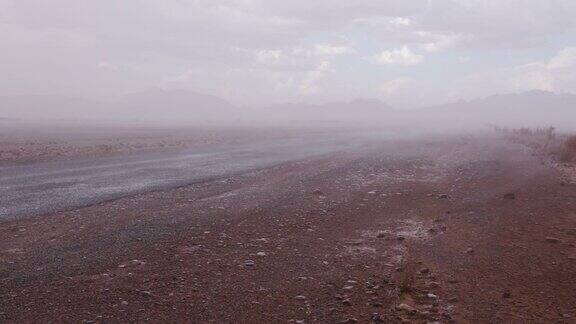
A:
[0,95,114,121]
[119,89,239,122]
[420,90,576,128]
[0,89,240,123]
[0,89,575,128]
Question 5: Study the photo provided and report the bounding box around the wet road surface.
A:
[0,134,381,219]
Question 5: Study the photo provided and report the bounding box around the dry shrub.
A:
[560,135,576,162]
[396,256,417,295]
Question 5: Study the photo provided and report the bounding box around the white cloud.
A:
[372,46,424,66]
[97,61,119,71]
[390,17,412,26]
[511,63,555,92]
[547,47,576,69]
[380,77,414,96]
[256,49,282,63]
[418,32,465,53]
[300,61,332,95]
[451,46,576,101]
[512,47,576,92]
[314,44,356,56]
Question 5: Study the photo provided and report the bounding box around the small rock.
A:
[546,237,561,243]
[465,248,474,254]
[294,295,307,300]
[342,299,352,306]
[503,193,516,200]
[340,318,358,323]
[396,303,416,313]
[343,285,355,290]
[120,300,129,306]
[427,282,440,289]
[256,252,267,257]
[427,293,438,299]
[312,189,325,196]
[371,313,385,323]
[437,194,449,200]
[244,260,255,266]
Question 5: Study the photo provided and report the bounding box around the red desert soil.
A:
[1,135,575,323]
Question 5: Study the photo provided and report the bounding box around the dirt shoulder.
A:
[0,135,575,323]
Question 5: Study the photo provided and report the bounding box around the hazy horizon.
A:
[2,1,576,109]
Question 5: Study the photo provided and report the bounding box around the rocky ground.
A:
[1,134,575,323]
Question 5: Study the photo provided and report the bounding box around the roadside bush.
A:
[560,135,576,162]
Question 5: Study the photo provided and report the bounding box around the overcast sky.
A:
[2,0,576,108]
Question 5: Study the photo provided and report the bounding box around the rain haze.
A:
[2,1,576,323]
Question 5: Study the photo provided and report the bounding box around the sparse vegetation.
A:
[493,125,576,163]
[395,254,417,295]
[560,135,576,162]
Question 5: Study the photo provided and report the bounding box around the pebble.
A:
[546,237,561,243]
[256,252,267,257]
[465,248,474,254]
[312,189,325,196]
[244,260,255,266]
[294,295,307,300]
[140,290,153,297]
[371,313,385,323]
[396,303,416,313]
[503,193,516,200]
[427,282,440,289]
